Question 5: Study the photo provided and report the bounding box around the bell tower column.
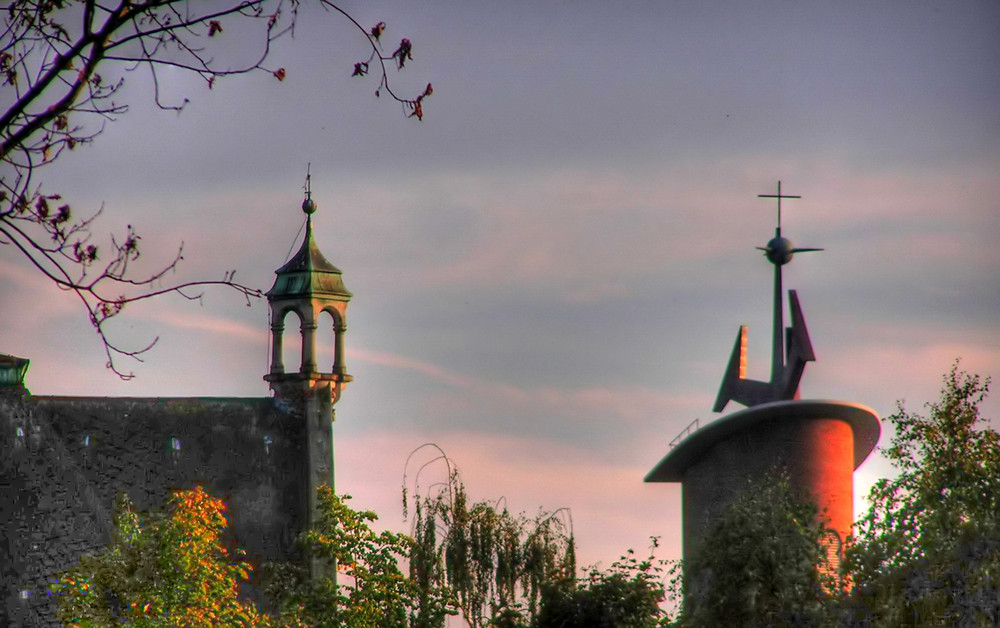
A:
[300,317,318,374]
[263,185,353,580]
[334,323,347,375]
[270,316,285,374]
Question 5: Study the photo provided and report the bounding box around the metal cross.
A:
[758,181,801,231]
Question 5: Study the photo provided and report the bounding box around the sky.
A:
[2,0,999,573]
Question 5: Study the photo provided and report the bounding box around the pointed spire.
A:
[265,174,351,300]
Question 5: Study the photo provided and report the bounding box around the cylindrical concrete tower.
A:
[645,183,881,572]
[645,400,879,565]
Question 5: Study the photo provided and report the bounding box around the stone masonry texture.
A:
[1,394,308,627]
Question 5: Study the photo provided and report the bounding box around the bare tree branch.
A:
[1,0,431,378]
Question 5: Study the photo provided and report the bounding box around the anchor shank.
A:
[771,226,784,384]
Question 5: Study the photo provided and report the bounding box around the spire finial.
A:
[758,180,800,236]
[302,163,317,215]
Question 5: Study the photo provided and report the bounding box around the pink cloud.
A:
[321,157,1000,309]
[350,346,525,398]
[140,306,264,341]
[0,259,84,318]
[812,339,1000,419]
[350,345,706,432]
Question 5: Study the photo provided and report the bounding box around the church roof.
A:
[266,214,352,300]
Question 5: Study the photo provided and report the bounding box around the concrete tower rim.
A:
[645,399,880,483]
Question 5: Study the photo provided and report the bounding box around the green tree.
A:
[534,540,671,628]
[844,363,999,627]
[51,486,267,627]
[675,469,836,628]
[1,0,429,377]
[262,486,449,628]
[53,484,447,627]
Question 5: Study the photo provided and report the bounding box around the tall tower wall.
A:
[681,415,855,562]
[264,192,352,580]
[648,399,879,568]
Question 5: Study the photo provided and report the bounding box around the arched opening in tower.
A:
[315,309,338,375]
[280,308,304,374]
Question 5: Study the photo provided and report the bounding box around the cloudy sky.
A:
[3,1,999,570]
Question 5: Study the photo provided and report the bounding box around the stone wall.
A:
[1,395,308,627]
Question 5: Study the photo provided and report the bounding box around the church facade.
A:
[1,193,348,627]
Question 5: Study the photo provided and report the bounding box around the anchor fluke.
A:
[713,325,776,412]
[778,289,816,399]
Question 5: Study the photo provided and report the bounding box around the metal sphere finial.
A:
[302,163,317,214]
[763,236,794,266]
[302,197,317,215]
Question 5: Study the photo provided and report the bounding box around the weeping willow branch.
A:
[403,444,577,628]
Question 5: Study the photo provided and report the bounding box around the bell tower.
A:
[264,183,352,569]
[264,186,352,396]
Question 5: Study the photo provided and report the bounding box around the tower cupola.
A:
[0,353,29,396]
[264,189,352,401]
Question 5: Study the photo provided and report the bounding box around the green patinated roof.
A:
[0,353,29,386]
[266,217,352,300]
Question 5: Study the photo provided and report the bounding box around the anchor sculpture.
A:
[713,181,823,412]
[646,182,880,571]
